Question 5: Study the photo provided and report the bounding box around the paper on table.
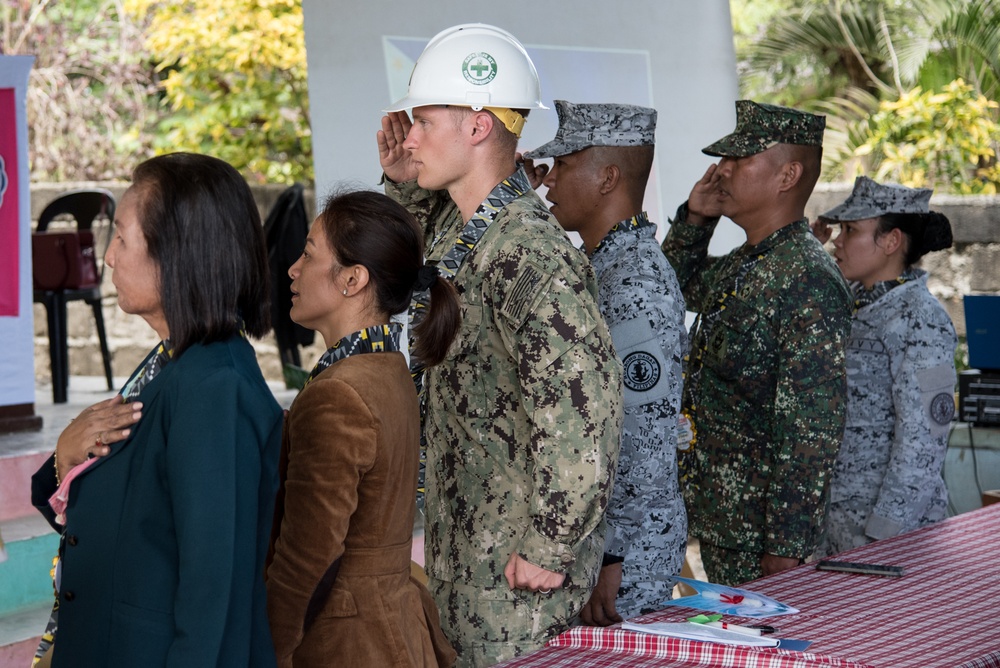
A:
[660,577,798,618]
[622,621,780,648]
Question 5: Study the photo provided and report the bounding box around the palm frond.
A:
[812,87,882,180]
[930,0,1000,99]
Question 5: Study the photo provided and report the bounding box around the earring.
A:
[342,288,348,296]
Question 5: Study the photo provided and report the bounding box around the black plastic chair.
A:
[33,189,115,403]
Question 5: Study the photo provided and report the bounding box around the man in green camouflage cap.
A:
[702,100,826,157]
[661,100,852,585]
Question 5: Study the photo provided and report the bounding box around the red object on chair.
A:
[32,189,116,403]
[32,230,100,291]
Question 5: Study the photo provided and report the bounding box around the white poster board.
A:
[302,0,743,253]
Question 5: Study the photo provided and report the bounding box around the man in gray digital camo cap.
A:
[524,100,689,623]
[661,100,852,586]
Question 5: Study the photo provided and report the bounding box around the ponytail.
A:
[412,273,460,367]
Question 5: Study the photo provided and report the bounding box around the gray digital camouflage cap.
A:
[523,100,656,159]
[820,176,933,221]
[702,100,825,158]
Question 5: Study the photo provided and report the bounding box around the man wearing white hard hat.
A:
[378,23,623,666]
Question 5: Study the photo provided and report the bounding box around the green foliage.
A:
[734,0,904,103]
[812,86,881,181]
[918,0,1000,101]
[1,0,157,181]
[855,80,1000,194]
[733,0,1000,192]
[127,0,312,184]
[955,335,969,373]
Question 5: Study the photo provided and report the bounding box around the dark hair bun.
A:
[918,211,952,255]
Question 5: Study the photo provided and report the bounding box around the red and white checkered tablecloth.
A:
[496,504,1000,668]
[500,625,875,668]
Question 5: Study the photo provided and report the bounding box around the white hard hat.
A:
[385,23,547,114]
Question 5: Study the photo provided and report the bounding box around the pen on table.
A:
[701,620,762,636]
[748,624,778,634]
[686,614,770,637]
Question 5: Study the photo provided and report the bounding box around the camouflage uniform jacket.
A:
[662,204,851,557]
[590,214,688,616]
[826,270,956,545]
[386,175,624,592]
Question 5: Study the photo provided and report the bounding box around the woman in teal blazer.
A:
[31,153,282,667]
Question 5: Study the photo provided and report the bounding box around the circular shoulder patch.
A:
[462,52,497,85]
[930,392,955,425]
[622,351,660,392]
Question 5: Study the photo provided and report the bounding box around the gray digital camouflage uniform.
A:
[386,173,623,667]
[662,206,852,586]
[820,269,957,555]
[589,214,688,618]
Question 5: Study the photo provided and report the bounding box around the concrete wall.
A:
[30,181,1000,385]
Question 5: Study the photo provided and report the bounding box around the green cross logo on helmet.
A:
[462,52,497,85]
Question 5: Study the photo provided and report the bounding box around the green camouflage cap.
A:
[523,100,656,159]
[820,176,932,221]
[702,100,825,158]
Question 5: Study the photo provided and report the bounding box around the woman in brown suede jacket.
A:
[266,190,459,667]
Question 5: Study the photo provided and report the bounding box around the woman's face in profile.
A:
[288,219,346,336]
[105,187,166,333]
[831,217,887,286]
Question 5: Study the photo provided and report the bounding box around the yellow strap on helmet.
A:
[484,106,526,138]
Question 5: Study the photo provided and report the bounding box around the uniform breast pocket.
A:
[846,338,887,375]
[435,304,487,418]
[701,299,760,381]
[845,338,892,423]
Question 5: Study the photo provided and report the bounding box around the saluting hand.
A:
[810,218,833,245]
[377,112,418,184]
[517,153,548,190]
[686,163,725,224]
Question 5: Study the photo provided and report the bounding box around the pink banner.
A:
[0,87,20,316]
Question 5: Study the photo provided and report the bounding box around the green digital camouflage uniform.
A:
[386,176,623,667]
[662,207,851,586]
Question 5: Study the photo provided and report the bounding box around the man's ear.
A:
[777,160,804,193]
[469,110,496,146]
[599,163,621,195]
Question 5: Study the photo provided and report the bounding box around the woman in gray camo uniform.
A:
[811,176,957,555]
